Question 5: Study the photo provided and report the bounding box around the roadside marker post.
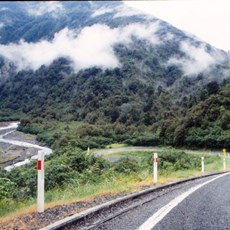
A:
[223,148,226,156]
[223,149,227,171]
[37,150,45,213]
[201,157,204,173]
[87,146,90,155]
[153,153,158,184]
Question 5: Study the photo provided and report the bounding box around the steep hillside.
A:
[0,1,229,149]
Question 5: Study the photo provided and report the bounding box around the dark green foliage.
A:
[0,145,221,205]
[16,82,230,150]
[113,158,140,174]
[124,134,160,146]
[0,146,111,200]
[45,147,110,188]
[45,164,77,190]
[0,178,17,200]
[157,148,201,171]
[6,163,37,198]
[173,87,230,149]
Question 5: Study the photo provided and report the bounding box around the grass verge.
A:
[0,149,229,223]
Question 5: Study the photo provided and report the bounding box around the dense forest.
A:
[15,81,229,150]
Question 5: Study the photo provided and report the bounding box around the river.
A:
[0,122,52,171]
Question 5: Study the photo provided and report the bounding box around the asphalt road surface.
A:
[89,173,230,230]
[95,147,221,159]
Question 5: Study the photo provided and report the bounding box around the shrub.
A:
[151,148,201,172]
[45,164,77,190]
[113,158,140,174]
[0,178,17,200]
[124,134,159,146]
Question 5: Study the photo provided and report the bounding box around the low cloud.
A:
[164,33,174,41]
[91,4,145,19]
[26,1,64,17]
[113,5,145,18]
[168,41,221,75]
[0,22,4,29]
[91,7,114,17]
[119,22,160,44]
[0,23,160,72]
[0,7,9,11]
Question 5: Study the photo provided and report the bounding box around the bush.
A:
[45,164,77,190]
[151,148,201,172]
[6,166,37,198]
[124,134,159,146]
[113,158,140,174]
[0,178,17,200]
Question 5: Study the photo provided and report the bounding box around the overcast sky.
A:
[125,0,230,52]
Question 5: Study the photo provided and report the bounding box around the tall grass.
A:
[0,150,229,219]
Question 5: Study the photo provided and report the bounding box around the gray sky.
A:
[125,0,230,51]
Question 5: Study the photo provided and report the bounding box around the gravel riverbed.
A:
[0,130,42,167]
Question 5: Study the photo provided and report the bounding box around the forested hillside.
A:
[0,1,229,149]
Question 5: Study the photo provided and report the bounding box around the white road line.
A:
[138,172,230,230]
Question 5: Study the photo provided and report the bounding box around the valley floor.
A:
[0,130,40,167]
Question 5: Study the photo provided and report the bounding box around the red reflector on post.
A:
[38,160,42,170]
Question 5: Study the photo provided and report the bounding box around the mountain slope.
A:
[0,1,229,149]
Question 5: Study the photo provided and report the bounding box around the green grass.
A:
[0,173,148,218]
[45,176,141,202]
[107,150,154,157]
[104,150,230,175]
[45,154,230,204]
[106,143,128,148]
[0,197,36,217]
[205,156,230,172]
[2,154,227,219]
[1,149,229,220]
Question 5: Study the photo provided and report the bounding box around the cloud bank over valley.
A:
[26,1,64,17]
[0,1,228,77]
[168,41,225,76]
[0,23,160,72]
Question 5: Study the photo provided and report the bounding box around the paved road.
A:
[88,173,230,230]
[150,173,230,230]
[95,147,222,159]
[95,147,161,156]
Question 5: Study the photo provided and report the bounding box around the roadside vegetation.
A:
[0,146,228,218]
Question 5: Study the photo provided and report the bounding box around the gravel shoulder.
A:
[0,189,149,230]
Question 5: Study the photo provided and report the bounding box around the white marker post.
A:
[201,157,204,173]
[153,153,158,184]
[223,148,226,171]
[223,158,226,171]
[37,150,45,213]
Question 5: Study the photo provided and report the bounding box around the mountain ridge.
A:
[0,1,229,149]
